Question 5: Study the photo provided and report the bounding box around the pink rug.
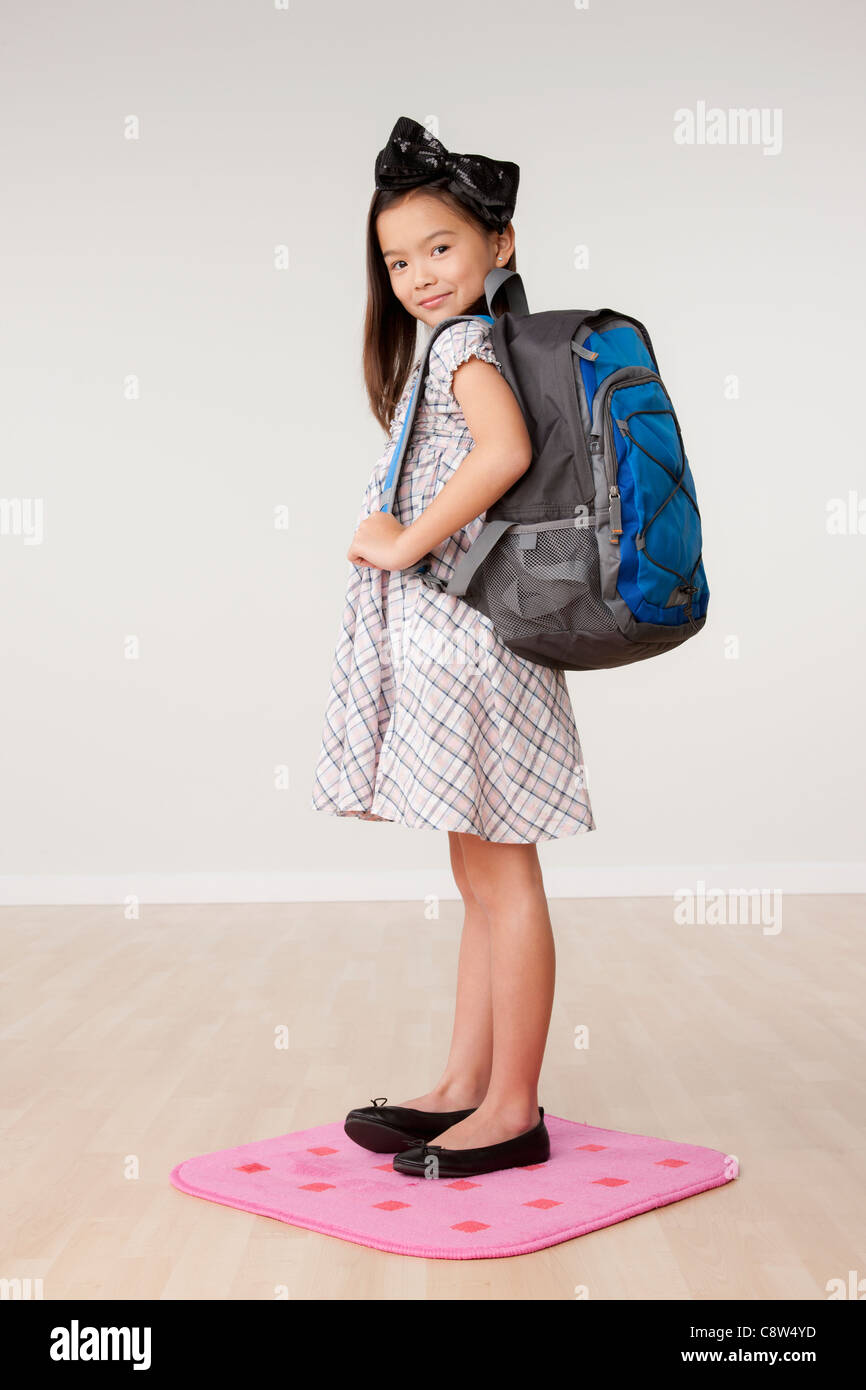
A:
[170,1114,738,1260]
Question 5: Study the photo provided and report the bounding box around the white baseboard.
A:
[0,862,863,906]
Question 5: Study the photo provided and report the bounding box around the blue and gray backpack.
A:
[380,268,709,672]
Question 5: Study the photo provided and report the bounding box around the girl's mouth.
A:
[420,293,450,308]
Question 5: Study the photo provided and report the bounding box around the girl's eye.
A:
[389,245,450,272]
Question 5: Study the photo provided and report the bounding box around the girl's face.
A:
[377,191,513,327]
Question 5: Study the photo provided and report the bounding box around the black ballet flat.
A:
[344,1097,479,1154]
[392,1107,549,1177]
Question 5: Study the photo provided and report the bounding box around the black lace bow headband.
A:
[374,115,519,233]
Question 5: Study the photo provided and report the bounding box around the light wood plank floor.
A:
[1,894,863,1300]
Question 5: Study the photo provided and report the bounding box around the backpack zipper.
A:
[591,368,668,544]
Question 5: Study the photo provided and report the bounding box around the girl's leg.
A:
[394,830,493,1112]
[426,836,555,1149]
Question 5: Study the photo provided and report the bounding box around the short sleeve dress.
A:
[310,317,597,844]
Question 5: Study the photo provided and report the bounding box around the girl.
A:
[310,117,596,1178]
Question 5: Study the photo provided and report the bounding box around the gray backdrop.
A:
[1,0,863,902]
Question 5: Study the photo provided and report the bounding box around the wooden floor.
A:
[2,894,863,1300]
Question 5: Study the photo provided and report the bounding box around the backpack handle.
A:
[484,267,529,317]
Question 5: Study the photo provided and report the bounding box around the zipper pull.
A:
[609,485,622,542]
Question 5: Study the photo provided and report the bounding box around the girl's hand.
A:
[347,511,414,571]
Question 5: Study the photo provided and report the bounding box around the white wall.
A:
[1,0,863,903]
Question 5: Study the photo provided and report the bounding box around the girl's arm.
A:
[395,357,532,570]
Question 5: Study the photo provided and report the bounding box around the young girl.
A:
[310,116,596,1178]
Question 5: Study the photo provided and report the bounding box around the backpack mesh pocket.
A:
[471,519,618,642]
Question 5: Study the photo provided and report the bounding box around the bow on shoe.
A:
[406,1139,446,1154]
[374,115,520,234]
[370,1097,388,1108]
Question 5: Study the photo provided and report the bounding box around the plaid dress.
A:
[310,317,596,844]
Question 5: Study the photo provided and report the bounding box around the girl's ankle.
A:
[432,1078,489,1109]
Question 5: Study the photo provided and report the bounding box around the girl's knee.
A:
[459,837,543,910]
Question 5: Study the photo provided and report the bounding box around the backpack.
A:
[380,268,709,672]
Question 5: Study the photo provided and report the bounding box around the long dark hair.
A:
[362,182,517,435]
